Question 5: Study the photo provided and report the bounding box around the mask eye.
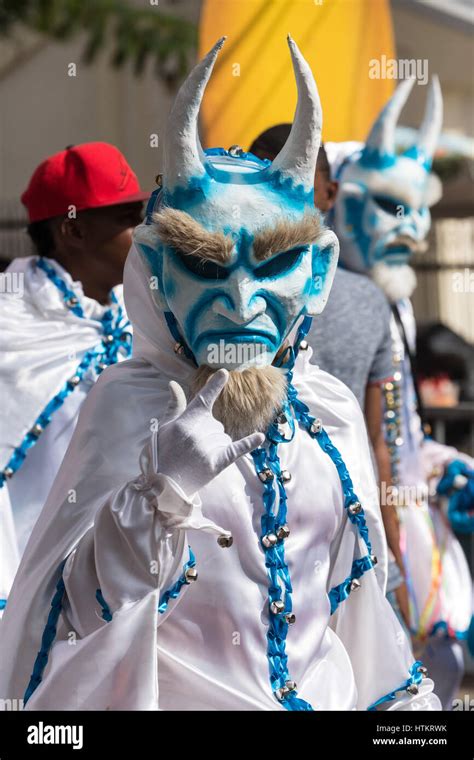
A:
[373,195,408,216]
[175,250,230,280]
[255,246,306,279]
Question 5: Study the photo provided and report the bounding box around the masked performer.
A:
[0,144,147,614]
[0,39,440,712]
[326,79,473,709]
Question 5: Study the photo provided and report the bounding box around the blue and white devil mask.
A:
[134,36,338,371]
[331,78,443,302]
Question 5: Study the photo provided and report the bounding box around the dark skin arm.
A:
[364,382,411,630]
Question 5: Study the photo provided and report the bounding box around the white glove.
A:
[157,369,265,496]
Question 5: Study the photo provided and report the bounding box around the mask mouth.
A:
[385,235,428,256]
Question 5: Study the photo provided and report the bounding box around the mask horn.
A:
[269,35,322,191]
[362,78,415,165]
[408,75,443,168]
[163,37,226,190]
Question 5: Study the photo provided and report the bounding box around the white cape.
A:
[0,245,439,711]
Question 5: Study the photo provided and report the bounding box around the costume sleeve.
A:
[61,431,230,638]
[368,294,394,385]
[23,432,231,710]
[326,424,441,711]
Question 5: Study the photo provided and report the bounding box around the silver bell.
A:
[285,612,296,625]
[370,555,378,566]
[299,340,309,351]
[185,567,198,583]
[270,599,285,615]
[348,501,362,516]
[418,665,428,677]
[217,534,233,548]
[280,470,291,483]
[68,375,80,387]
[66,296,79,307]
[262,533,278,548]
[104,334,115,344]
[174,342,184,355]
[275,413,287,425]
[276,524,290,540]
[97,362,108,371]
[453,474,468,490]
[407,684,419,695]
[31,423,43,437]
[3,467,14,478]
[310,418,322,435]
[285,680,297,692]
[350,579,361,592]
[258,468,274,483]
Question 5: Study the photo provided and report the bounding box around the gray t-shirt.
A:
[307,268,394,408]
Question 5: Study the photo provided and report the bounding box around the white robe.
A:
[0,246,439,711]
[391,299,472,638]
[0,256,130,607]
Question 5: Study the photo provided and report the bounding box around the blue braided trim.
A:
[37,258,84,317]
[251,445,314,711]
[367,661,425,710]
[0,265,132,490]
[0,599,6,610]
[328,555,375,614]
[94,547,197,622]
[95,589,113,622]
[23,561,66,706]
[158,546,196,614]
[289,384,372,555]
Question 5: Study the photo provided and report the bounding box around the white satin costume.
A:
[0,256,131,611]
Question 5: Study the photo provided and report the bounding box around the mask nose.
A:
[212,272,266,325]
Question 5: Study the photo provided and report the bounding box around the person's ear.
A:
[325,180,339,210]
[306,229,339,316]
[56,217,85,250]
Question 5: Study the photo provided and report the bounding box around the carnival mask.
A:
[135,36,338,370]
[334,78,443,299]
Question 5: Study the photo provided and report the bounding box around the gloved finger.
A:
[222,431,265,468]
[164,380,188,423]
[190,368,229,412]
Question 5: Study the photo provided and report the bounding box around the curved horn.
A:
[269,35,322,191]
[362,78,415,164]
[413,75,443,167]
[163,37,226,189]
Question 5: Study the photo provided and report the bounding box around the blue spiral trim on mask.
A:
[367,661,426,710]
[251,444,313,711]
[23,561,67,706]
[163,311,197,365]
[0,261,132,490]
[328,556,375,614]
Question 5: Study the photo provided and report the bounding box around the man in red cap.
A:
[0,143,148,611]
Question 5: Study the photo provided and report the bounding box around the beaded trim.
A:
[367,660,427,710]
[0,259,132,489]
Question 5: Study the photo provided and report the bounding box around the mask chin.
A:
[371,261,417,303]
[191,364,288,440]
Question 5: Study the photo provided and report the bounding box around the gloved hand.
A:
[157,369,265,496]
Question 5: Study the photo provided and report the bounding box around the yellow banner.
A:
[199,0,395,150]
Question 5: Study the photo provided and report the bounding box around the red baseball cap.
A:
[21,142,150,222]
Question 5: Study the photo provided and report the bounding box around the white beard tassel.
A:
[191,365,288,440]
[371,261,417,303]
